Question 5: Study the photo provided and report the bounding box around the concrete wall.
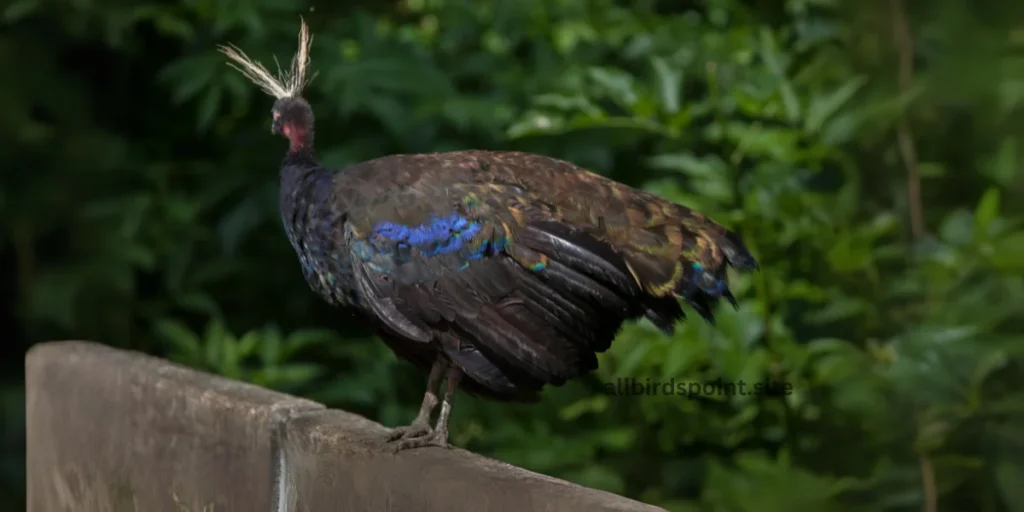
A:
[26,341,666,512]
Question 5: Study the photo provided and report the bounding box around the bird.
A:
[218,19,759,452]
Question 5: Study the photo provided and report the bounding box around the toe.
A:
[384,422,433,442]
[383,426,409,442]
[390,430,450,453]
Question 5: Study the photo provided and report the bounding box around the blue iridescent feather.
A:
[347,213,510,274]
[690,262,727,295]
[373,213,505,259]
[375,212,480,248]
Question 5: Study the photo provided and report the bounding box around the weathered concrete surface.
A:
[26,341,325,512]
[278,409,667,512]
[27,340,666,512]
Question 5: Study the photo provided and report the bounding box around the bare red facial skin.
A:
[283,123,309,154]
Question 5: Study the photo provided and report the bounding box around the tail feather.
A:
[719,229,760,271]
[672,226,757,322]
[641,296,687,334]
[517,222,642,296]
[515,212,757,327]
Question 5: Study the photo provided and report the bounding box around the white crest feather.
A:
[218,18,315,99]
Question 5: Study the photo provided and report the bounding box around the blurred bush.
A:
[2,0,1023,510]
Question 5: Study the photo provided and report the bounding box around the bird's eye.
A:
[273,111,281,120]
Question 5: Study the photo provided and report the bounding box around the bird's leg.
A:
[384,358,446,442]
[390,366,463,452]
[431,366,463,446]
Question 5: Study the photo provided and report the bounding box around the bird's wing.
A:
[343,192,602,394]
[334,150,758,395]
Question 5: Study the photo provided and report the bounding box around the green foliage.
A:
[157,318,334,391]
[2,0,1024,510]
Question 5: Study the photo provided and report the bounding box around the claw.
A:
[387,428,450,453]
[384,421,433,443]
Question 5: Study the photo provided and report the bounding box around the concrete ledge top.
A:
[26,340,665,512]
[280,409,667,512]
[27,340,324,413]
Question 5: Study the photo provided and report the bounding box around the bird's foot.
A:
[386,426,450,453]
[384,419,433,442]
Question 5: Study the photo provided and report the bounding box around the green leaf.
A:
[805,76,867,133]
[805,297,868,324]
[662,339,704,380]
[587,67,638,107]
[651,56,682,114]
[236,331,261,359]
[260,330,282,366]
[560,395,608,421]
[990,233,1024,271]
[266,363,326,388]
[563,465,625,495]
[939,209,975,245]
[221,335,239,376]
[196,85,222,131]
[176,293,220,316]
[614,343,652,378]
[596,427,636,450]
[758,27,800,122]
[826,234,872,272]
[918,162,947,178]
[156,319,201,359]
[975,187,1001,234]
[915,419,953,452]
[204,335,221,370]
[996,461,1024,512]
[3,0,39,22]
[283,328,335,356]
[647,152,725,178]
[985,136,1019,186]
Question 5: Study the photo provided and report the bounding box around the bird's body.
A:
[280,149,757,402]
[219,20,759,450]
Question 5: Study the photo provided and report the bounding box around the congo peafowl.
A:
[219,20,759,452]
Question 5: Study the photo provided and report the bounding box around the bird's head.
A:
[218,19,317,155]
[270,96,314,151]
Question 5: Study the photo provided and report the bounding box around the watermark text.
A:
[603,377,793,398]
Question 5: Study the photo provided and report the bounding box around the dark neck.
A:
[281,149,329,191]
[283,147,318,168]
